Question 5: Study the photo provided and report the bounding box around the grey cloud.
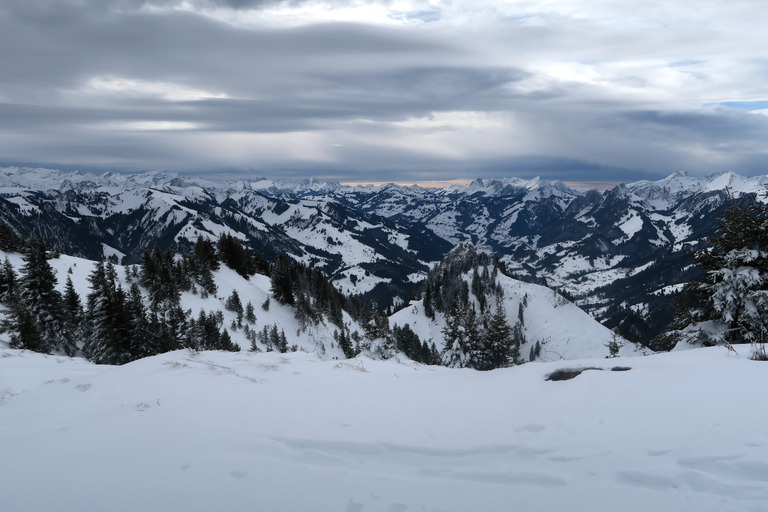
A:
[0,4,449,100]
[0,63,524,134]
[310,66,527,109]
[1,0,768,181]
[623,109,768,143]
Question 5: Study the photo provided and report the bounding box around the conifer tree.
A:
[219,329,239,352]
[193,235,220,271]
[191,236,219,297]
[225,289,244,325]
[217,233,255,278]
[363,301,389,341]
[62,275,83,327]
[441,301,471,368]
[0,257,17,302]
[392,323,423,362]
[335,328,355,358]
[17,237,74,355]
[423,282,434,320]
[485,301,516,369]
[61,275,84,354]
[126,283,154,359]
[270,254,294,305]
[83,260,131,364]
[245,301,256,324]
[5,293,45,353]
[0,221,17,251]
[463,307,486,369]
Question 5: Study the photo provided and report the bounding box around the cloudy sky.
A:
[1,0,767,184]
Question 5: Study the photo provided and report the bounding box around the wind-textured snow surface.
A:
[1,346,767,512]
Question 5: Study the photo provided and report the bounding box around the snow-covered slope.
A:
[1,346,766,512]
[391,274,643,361]
[1,249,355,357]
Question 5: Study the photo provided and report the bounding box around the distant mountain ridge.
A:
[1,166,766,343]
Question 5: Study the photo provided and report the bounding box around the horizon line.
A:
[339,179,619,190]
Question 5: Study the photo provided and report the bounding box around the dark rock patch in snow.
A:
[547,366,632,381]
[546,367,602,381]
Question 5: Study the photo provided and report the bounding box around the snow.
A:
[628,170,768,208]
[618,212,643,239]
[651,283,686,296]
[1,346,767,512]
[101,243,126,262]
[3,195,39,213]
[335,267,390,295]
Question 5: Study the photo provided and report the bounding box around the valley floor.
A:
[1,346,766,511]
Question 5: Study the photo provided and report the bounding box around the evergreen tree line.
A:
[0,235,255,363]
[248,323,289,353]
[269,254,364,329]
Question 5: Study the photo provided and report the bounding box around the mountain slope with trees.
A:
[390,244,644,365]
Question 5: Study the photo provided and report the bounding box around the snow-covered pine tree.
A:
[218,329,240,352]
[83,260,132,364]
[336,327,355,358]
[5,295,45,353]
[664,196,768,347]
[225,289,244,325]
[17,237,75,355]
[62,275,83,326]
[0,257,17,302]
[441,300,471,368]
[62,275,84,353]
[245,301,256,324]
[126,283,155,359]
[484,301,517,369]
[190,236,219,297]
[463,306,487,369]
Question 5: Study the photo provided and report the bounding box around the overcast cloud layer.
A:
[1,0,767,183]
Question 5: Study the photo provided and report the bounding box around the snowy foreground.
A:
[1,346,767,512]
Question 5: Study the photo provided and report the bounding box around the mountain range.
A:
[1,166,766,344]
